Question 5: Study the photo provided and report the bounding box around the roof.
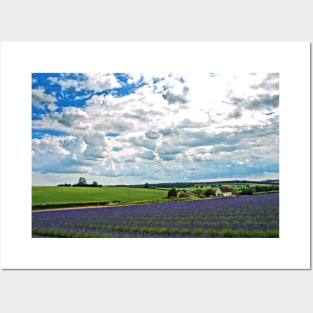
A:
[218,186,232,193]
[178,190,195,197]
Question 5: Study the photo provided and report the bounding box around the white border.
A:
[0,42,310,269]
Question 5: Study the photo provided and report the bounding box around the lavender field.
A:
[32,193,279,238]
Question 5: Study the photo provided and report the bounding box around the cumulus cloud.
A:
[177,118,206,129]
[162,86,190,104]
[145,129,160,140]
[156,142,184,161]
[48,73,121,92]
[140,150,156,160]
[49,107,90,129]
[32,135,93,175]
[48,76,81,90]
[193,152,213,162]
[228,106,243,119]
[247,94,279,110]
[250,73,279,91]
[129,135,157,151]
[32,72,279,185]
[85,73,121,91]
[158,128,178,137]
[32,87,57,108]
[126,73,143,84]
[224,73,279,117]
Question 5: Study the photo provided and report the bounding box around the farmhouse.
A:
[215,186,232,197]
[177,190,196,198]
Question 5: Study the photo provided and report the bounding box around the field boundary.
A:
[32,198,198,212]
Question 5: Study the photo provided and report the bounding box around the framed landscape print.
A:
[31,72,279,239]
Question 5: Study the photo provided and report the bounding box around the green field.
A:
[32,186,168,209]
[32,182,279,210]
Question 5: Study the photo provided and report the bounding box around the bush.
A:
[204,188,214,197]
[167,188,177,198]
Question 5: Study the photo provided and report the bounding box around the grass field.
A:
[32,186,168,209]
[32,183,279,210]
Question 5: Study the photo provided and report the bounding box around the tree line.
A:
[58,177,102,187]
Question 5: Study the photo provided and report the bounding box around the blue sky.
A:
[32,73,279,185]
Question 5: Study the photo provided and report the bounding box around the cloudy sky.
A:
[32,73,279,186]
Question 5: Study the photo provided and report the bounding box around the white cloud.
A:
[85,73,120,91]
[32,87,57,108]
[145,129,160,140]
[126,73,142,84]
[32,72,279,184]
[50,107,90,129]
[48,77,80,90]
[47,103,58,111]
[32,135,71,156]
[48,73,121,92]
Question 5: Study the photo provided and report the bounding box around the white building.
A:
[215,186,232,197]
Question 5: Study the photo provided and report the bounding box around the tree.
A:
[78,177,87,185]
[204,188,214,197]
[144,182,150,188]
[241,188,253,195]
[167,187,177,198]
[92,181,98,187]
[194,188,203,197]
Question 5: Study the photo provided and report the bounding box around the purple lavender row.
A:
[32,193,279,238]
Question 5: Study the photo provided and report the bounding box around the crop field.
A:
[32,186,168,209]
[32,192,279,238]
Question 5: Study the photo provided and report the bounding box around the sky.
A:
[32,73,279,186]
